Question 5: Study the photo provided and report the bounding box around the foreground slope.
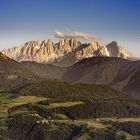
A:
[1,80,138,139]
[0,79,140,139]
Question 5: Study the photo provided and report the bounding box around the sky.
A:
[0,0,140,57]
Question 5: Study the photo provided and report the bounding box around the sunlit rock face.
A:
[1,39,135,66]
[106,41,135,59]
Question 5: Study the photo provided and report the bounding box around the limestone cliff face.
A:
[106,41,134,59]
[1,39,135,66]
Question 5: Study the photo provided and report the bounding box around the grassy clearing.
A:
[53,119,107,129]
[49,101,83,108]
[35,101,83,109]
[53,113,69,120]
[0,95,48,112]
[0,95,48,127]
[73,119,108,129]
[81,120,108,129]
[100,117,140,122]
[12,96,48,106]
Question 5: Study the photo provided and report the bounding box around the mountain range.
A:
[1,39,135,67]
[0,39,140,96]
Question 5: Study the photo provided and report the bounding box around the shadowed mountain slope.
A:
[62,57,140,96]
[21,61,67,80]
[0,52,37,92]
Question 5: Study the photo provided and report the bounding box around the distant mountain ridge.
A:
[1,39,135,66]
[62,57,140,96]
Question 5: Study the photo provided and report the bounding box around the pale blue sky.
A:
[0,0,140,57]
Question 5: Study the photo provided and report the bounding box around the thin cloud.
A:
[55,31,98,40]
[137,36,140,39]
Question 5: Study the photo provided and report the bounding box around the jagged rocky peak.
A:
[87,41,101,46]
[41,39,54,47]
[22,39,80,50]
[68,39,81,47]
[85,42,106,51]
[1,39,136,66]
[106,41,120,56]
[106,41,134,59]
[58,39,81,49]
[25,40,40,46]
[109,41,118,46]
[81,41,109,57]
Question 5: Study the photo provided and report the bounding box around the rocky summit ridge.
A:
[1,39,135,66]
